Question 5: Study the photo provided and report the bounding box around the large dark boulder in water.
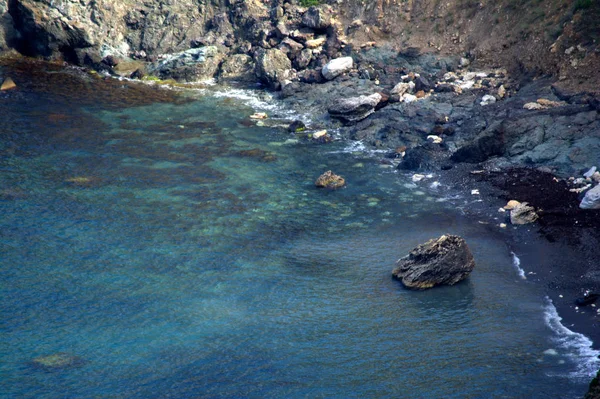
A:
[392,235,475,289]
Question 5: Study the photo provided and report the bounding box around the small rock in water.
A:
[30,353,86,371]
[426,135,443,144]
[250,112,268,119]
[543,349,558,356]
[288,120,306,132]
[392,235,475,289]
[312,130,328,139]
[315,170,345,189]
[499,223,507,228]
[510,202,539,225]
[471,189,480,195]
[1,77,17,91]
[412,174,426,182]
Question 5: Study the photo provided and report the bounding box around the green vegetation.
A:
[299,0,320,6]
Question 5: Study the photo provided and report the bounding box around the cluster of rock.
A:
[570,166,600,209]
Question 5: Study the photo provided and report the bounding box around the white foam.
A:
[211,88,294,116]
[511,252,526,279]
[543,297,600,380]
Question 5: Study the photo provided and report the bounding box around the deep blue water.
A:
[0,63,598,398]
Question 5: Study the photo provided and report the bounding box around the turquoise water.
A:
[0,64,597,398]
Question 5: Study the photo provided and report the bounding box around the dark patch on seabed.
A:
[0,61,598,399]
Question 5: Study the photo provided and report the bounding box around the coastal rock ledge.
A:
[392,235,475,290]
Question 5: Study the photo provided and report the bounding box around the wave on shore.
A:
[544,297,600,380]
[511,252,527,279]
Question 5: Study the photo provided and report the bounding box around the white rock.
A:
[321,57,353,80]
[497,85,506,98]
[524,102,544,110]
[402,93,417,103]
[499,223,507,228]
[460,80,475,90]
[583,166,597,178]
[480,94,497,106]
[471,189,480,195]
[426,135,443,144]
[312,130,328,139]
[412,174,426,182]
[580,184,600,209]
[460,57,470,67]
[391,82,413,96]
[565,46,575,55]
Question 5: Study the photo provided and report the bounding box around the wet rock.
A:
[315,170,345,189]
[451,122,505,164]
[1,76,16,90]
[219,54,255,82]
[254,48,292,90]
[510,202,539,225]
[30,353,85,372]
[580,184,600,209]
[392,235,475,290]
[301,6,331,31]
[328,93,381,123]
[288,120,306,133]
[322,56,353,80]
[397,145,444,171]
[148,46,222,82]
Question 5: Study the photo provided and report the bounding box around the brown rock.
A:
[1,77,17,91]
[315,170,345,189]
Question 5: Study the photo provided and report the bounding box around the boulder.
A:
[392,235,475,289]
[301,6,331,31]
[580,184,600,209]
[219,54,255,82]
[148,46,222,82]
[315,170,345,189]
[321,56,353,80]
[510,202,539,224]
[328,93,382,123]
[254,48,292,90]
[414,75,431,92]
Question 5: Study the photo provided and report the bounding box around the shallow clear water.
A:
[0,64,597,398]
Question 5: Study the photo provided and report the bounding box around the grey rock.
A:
[301,6,331,31]
[219,54,255,82]
[295,48,312,69]
[392,235,475,289]
[584,166,597,178]
[322,56,353,80]
[580,184,600,209]
[254,48,292,90]
[148,46,222,82]
[328,93,381,123]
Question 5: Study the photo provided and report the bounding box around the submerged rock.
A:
[328,93,381,123]
[392,235,475,289]
[315,170,345,189]
[30,353,85,371]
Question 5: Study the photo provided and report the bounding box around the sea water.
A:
[0,63,597,398]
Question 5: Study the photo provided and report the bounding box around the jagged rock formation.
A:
[392,235,475,289]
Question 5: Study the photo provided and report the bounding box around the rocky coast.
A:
[1,0,600,395]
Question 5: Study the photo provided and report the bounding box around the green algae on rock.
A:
[315,170,345,189]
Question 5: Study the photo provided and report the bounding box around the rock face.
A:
[315,170,345,189]
[580,185,600,209]
[392,235,475,289]
[328,93,381,123]
[321,57,353,80]
[148,47,222,82]
[254,48,292,90]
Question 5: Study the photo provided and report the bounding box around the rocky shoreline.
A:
[2,0,600,394]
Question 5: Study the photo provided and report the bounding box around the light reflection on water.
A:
[0,63,593,398]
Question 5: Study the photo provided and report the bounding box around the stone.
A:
[294,49,312,69]
[305,36,326,49]
[580,184,600,209]
[148,46,222,82]
[113,59,146,77]
[583,166,597,179]
[460,57,470,67]
[254,48,292,90]
[250,113,268,119]
[392,235,475,289]
[510,202,539,224]
[414,75,431,92]
[30,353,85,371]
[497,85,506,98]
[315,170,345,189]
[321,57,353,80]
[312,130,328,139]
[219,54,255,82]
[301,6,331,31]
[1,77,16,91]
[503,200,521,210]
[328,93,382,123]
[480,94,496,106]
[288,120,306,132]
[427,135,443,144]
[524,102,544,110]
[391,82,413,96]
